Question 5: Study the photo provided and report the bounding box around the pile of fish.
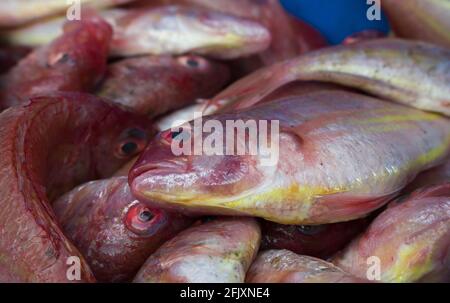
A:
[0,0,448,283]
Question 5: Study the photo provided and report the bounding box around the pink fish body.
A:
[333,183,450,282]
[206,39,450,116]
[130,91,450,224]
[247,250,365,283]
[0,92,152,282]
[0,14,112,110]
[133,218,261,283]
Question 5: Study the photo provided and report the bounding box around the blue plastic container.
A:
[281,0,390,44]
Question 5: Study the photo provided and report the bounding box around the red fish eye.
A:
[125,203,161,236]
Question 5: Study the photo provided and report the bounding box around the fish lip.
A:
[129,160,187,186]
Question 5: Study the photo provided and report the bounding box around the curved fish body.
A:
[133,218,261,283]
[130,91,450,224]
[54,177,192,282]
[98,55,230,117]
[0,0,136,27]
[0,15,112,110]
[206,39,450,116]
[246,250,365,283]
[0,92,153,282]
[382,0,450,49]
[333,184,450,282]
[6,6,271,59]
[261,217,371,259]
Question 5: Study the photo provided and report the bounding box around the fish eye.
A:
[296,225,325,236]
[177,55,208,69]
[121,142,138,155]
[114,128,148,159]
[139,209,154,222]
[125,203,160,237]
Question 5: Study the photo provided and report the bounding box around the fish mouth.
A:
[129,160,186,181]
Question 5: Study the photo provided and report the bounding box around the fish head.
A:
[161,6,271,59]
[171,55,230,95]
[130,114,278,213]
[92,104,155,177]
[54,177,191,282]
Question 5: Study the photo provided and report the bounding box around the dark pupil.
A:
[297,225,321,235]
[186,58,199,68]
[121,142,138,155]
[171,131,182,139]
[139,210,153,222]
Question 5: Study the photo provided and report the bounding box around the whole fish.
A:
[130,91,450,224]
[382,0,450,49]
[98,55,230,117]
[132,0,327,64]
[261,217,371,259]
[0,46,31,74]
[205,39,450,116]
[133,218,260,283]
[246,250,365,283]
[0,0,136,27]
[0,14,112,110]
[53,177,192,282]
[0,92,153,282]
[5,6,271,60]
[333,183,450,282]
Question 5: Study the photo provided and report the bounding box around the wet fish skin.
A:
[53,177,192,282]
[0,0,137,27]
[382,0,450,49]
[155,82,347,131]
[206,39,450,116]
[130,91,450,224]
[0,92,153,282]
[98,55,230,117]
[133,217,261,283]
[403,156,450,193]
[134,0,327,63]
[246,250,366,283]
[5,5,271,59]
[333,183,450,283]
[107,5,271,59]
[261,217,371,259]
[0,14,112,110]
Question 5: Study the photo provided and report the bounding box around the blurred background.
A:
[281,0,390,44]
